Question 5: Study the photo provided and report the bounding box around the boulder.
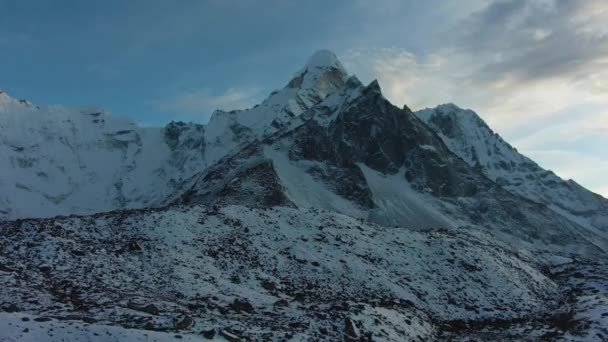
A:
[230,298,254,313]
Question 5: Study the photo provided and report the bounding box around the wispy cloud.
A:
[342,0,608,196]
[457,0,608,84]
[149,87,263,122]
[342,48,462,111]
[514,111,608,149]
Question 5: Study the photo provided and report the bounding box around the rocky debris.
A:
[33,317,52,322]
[70,249,86,257]
[201,328,216,339]
[174,314,194,330]
[164,121,205,151]
[0,203,605,340]
[344,318,362,341]
[230,298,254,314]
[219,329,241,341]
[128,303,160,316]
[38,265,52,273]
[305,164,375,209]
[213,160,295,208]
[274,299,289,308]
[125,240,143,252]
[261,279,277,292]
[1,303,19,313]
[0,263,17,273]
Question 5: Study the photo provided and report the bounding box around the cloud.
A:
[457,0,608,85]
[342,48,461,111]
[344,1,608,127]
[341,0,608,196]
[513,111,608,149]
[150,87,262,122]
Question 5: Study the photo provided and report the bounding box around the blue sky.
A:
[1,0,607,196]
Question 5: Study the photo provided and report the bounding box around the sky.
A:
[0,0,606,197]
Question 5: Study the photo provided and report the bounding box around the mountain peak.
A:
[304,49,342,69]
[366,79,382,93]
[417,103,489,131]
[288,49,348,90]
[278,50,349,112]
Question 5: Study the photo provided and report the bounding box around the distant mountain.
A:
[0,50,347,220]
[416,104,608,251]
[1,51,607,341]
[0,91,207,218]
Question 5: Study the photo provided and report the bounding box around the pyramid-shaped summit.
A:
[204,50,351,160]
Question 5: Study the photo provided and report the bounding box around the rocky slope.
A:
[2,204,605,341]
[416,104,608,251]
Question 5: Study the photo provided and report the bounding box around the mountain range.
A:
[1,50,607,341]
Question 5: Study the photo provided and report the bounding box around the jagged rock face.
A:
[214,160,294,208]
[329,82,480,198]
[288,81,480,198]
[305,163,375,209]
[416,104,608,249]
[175,79,602,255]
[164,121,205,151]
[183,158,295,209]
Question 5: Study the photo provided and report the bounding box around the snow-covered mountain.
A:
[0,50,348,221]
[177,77,604,255]
[416,104,608,249]
[204,50,349,164]
[1,51,608,341]
[0,91,206,219]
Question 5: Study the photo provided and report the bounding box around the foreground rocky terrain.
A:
[1,50,607,340]
[1,205,606,341]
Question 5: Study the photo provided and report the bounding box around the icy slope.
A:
[204,49,349,164]
[0,92,207,220]
[416,104,608,244]
[0,204,577,341]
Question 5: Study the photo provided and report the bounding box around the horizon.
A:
[1,0,606,197]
